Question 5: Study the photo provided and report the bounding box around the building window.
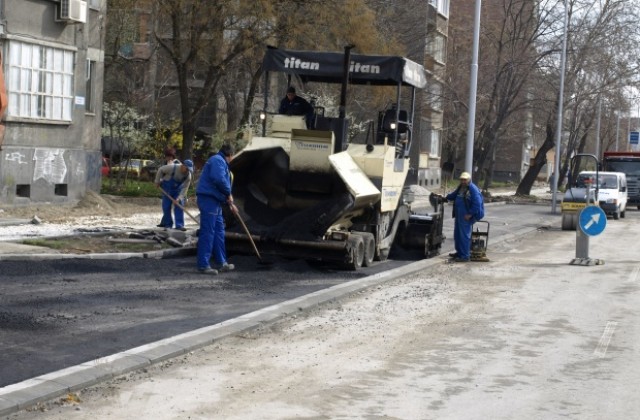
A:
[429,0,450,17]
[430,130,441,158]
[427,32,447,64]
[419,119,441,158]
[7,40,75,122]
[89,0,101,10]
[428,81,443,112]
[421,127,441,158]
[86,59,96,113]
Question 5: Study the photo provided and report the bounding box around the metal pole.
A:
[339,44,354,121]
[337,44,354,153]
[637,101,640,151]
[615,112,620,152]
[595,96,602,159]
[552,0,569,214]
[262,71,269,136]
[628,109,631,153]
[465,0,482,174]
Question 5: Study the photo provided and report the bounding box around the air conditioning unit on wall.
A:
[56,0,87,24]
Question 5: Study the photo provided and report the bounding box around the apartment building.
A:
[0,0,106,205]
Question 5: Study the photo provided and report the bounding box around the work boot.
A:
[453,257,469,263]
[197,267,218,275]
[217,263,235,272]
[448,252,458,258]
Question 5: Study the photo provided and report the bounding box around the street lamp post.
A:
[595,96,602,159]
[465,0,482,174]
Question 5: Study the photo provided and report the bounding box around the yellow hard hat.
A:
[459,171,471,180]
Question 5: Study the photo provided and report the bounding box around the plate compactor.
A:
[470,220,490,262]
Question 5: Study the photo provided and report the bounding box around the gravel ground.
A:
[0,192,197,242]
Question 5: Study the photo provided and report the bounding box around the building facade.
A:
[418,0,449,190]
[0,0,106,206]
[377,0,448,191]
[448,0,537,184]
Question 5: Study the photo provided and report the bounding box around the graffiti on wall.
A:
[5,152,27,164]
[33,148,67,184]
[75,160,85,179]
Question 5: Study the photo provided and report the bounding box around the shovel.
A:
[158,186,200,225]
[160,186,271,266]
[231,207,273,266]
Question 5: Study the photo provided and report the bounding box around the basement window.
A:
[16,184,30,198]
[54,184,68,196]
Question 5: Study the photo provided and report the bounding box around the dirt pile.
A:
[0,192,162,223]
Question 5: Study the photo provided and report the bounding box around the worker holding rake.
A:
[155,159,194,231]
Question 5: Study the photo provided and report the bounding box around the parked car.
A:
[140,159,165,181]
[110,159,153,179]
[101,157,110,177]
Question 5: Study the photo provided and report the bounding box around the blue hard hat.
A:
[183,159,194,172]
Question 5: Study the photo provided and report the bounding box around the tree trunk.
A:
[516,121,555,196]
[238,65,264,139]
[224,88,239,133]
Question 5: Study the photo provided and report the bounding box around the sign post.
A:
[571,184,606,265]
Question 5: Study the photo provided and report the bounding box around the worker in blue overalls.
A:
[195,144,237,275]
[445,171,484,262]
[154,159,194,231]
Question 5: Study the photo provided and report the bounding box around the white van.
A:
[577,171,628,219]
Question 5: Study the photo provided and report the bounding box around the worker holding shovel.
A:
[154,159,194,231]
[195,144,237,275]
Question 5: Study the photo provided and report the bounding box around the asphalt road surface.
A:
[0,203,552,388]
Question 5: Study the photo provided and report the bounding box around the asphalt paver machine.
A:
[224,46,445,269]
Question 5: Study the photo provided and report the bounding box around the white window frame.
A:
[6,39,75,122]
[429,81,443,112]
[427,32,447,64]
[429,0,450,18]
[429,129,441,158]
[85,59,96,113]
[419,119,441,158]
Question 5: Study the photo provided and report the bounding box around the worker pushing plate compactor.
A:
[219,47,446,270]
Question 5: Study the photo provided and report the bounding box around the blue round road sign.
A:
[579,206,607,236]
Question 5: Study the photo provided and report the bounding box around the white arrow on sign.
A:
[584,213,601,230]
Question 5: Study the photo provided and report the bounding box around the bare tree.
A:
[518,0,640,194]
[152,0,280,159]
[444,0,640,195]
[235,0,398,139]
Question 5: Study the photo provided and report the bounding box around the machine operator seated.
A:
[279,86,314,128]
